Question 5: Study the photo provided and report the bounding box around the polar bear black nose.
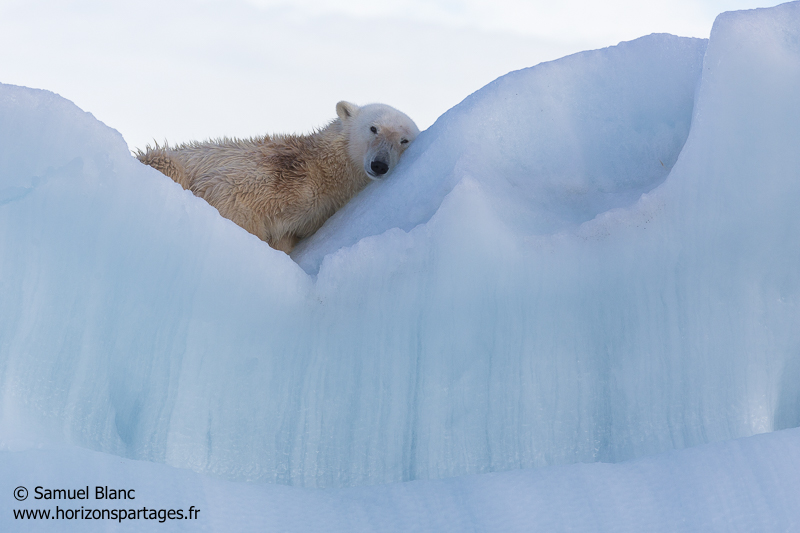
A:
[371,160,389,175]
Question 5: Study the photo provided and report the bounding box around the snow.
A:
[2,1,800,531]
[292,32,707,270]
[3,428,800,532]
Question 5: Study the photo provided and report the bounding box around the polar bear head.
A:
[336,101,420,180]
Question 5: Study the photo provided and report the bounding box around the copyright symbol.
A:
[14,486,28,501]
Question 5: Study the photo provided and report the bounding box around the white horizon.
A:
[0,0,779,151]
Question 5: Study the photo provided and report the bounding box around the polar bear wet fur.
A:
[136,101,419,253]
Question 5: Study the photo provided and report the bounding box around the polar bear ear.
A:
[336,101,359,121]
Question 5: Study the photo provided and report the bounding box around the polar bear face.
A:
[336,101,420,180]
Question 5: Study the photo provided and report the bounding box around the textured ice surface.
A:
[1,0,799,505]
[3,428,800,532]
[292,33,707,272]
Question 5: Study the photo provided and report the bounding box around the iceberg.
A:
[3,428,800,532]
[1,1,800,530]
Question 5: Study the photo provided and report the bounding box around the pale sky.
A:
[0,0,781,151]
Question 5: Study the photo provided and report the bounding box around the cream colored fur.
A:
[136,101,419,253]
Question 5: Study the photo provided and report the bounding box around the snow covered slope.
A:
[1,2,799,527]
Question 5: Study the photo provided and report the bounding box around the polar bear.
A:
[136,101,419,253]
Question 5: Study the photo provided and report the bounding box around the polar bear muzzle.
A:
[369,154,390,177]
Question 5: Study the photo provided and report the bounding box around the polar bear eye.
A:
[370,126,377,134]
[400,139,409,144]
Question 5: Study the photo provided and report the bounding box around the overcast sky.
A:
[0,0,780,150]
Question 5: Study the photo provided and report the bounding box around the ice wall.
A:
[4,428,800,533]
[292,33,707,272]
[1,3,799,490]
